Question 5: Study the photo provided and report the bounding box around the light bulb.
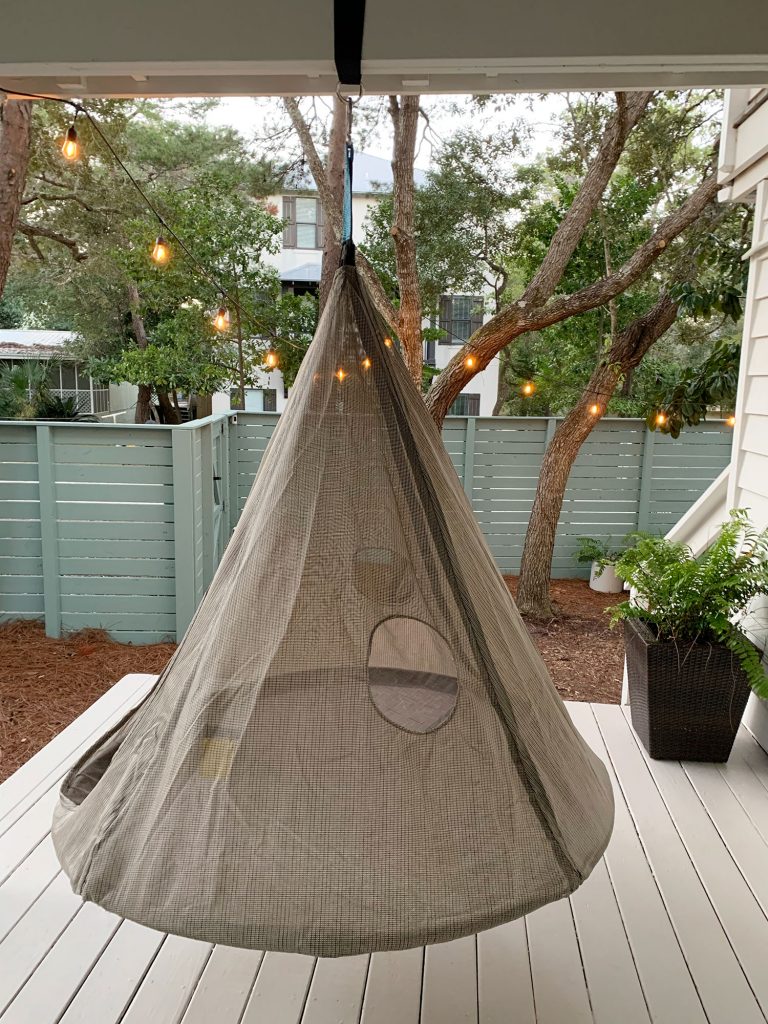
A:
[384,337,393,348]
[589,403,601,416]
[727,414,736,427]
[464,354,476,369]
[213,307,230,332]
[61,125,80,161]
[362,357,372,370]
[522,381,535,396]
[265,351,279,369]
[151,236,170,265]
[335,368,347,382]
[655,411,667,426]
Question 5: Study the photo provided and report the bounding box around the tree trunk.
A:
[282,97,400,334]
[319,95,347,313]
[493,347,512,415]
[135,385,152,423]
[389,96,423,387]
[126,281,155,424]
[516,296,678,618]
[0,98,33,298]
[156,391,181,424]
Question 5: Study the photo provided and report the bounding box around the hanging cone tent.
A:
[52,265,614,957]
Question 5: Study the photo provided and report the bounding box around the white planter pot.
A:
[589,562,625,594]
[743,694,768,754]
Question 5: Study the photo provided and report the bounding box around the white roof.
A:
[0,329,76,359]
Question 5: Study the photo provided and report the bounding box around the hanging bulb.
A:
[361,357,372,370]
[335,368,347,383]
[464,354,476,370]
[61,125,80,161]
[384,337,393,348]
[265,350,279,369]
[655,411,667,426]
[589,403,601,417]
[151,236,170,265]
[522,380,535,396]
[726,414,736,427]
[212,307,230,332]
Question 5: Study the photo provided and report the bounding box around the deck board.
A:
[2,676,768,1024]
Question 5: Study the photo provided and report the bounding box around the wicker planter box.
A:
[624,618,752,762]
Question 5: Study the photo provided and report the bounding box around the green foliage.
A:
[575,535,630,569]
[0,361,91,420]
[645,336,740,436]
[610,510,768,696]
[7,99,313,404]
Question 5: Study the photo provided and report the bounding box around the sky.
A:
[202,92,569,170]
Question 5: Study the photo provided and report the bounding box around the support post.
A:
[172,428,197,639]
[36,424,61,637]
[637,427,656,533]
[463,416,476,501]
[199,422,215,589]
[228,413,240,535]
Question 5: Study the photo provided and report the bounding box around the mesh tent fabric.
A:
[52,266,614,957]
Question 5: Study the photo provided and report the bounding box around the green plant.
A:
[575,536,628,573]
[0,361,50,419]
[610,509,768,696]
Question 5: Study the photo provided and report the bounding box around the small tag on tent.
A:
[199,737,235,779]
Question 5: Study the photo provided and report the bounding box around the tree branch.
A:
[425,150,718,426]
[16,221,87,261]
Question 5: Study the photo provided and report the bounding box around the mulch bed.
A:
[0,578,624,783]
[505,576,625,704]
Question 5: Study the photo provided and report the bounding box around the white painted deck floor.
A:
[2,674,768,1024]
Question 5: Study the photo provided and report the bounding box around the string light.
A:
[521,381,535,396]
[727,414,736,427]
[151,236,170,265]
[384,337,393,348]
[264,351,279,369]
[335,368,347,383]
[655,411,667,426]
[212,307,230,332]
[589,403,602,417]
[464,354,476,370]
[61,124,80,161]
[361,357,372,370]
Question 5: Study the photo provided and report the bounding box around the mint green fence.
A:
[0,413,732,643]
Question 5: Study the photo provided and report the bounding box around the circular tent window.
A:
[367,618,458,733]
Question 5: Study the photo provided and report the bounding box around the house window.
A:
[439,295,484,344]
[282,196,324,249]
[263,388,277,412]
[449,393,480,417]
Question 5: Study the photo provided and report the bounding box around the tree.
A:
[4,99,312,422]
[0,97,33,298]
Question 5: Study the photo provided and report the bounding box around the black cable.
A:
[1,85,304,352]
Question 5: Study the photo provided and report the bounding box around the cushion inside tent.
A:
[52,265,614,957]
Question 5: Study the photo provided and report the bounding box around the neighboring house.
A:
[219,153,501,416]
[662,87,768,744]
[0,330,117,416]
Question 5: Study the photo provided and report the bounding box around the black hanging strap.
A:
[334,0,366,86]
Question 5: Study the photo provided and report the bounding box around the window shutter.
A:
[438,295,452,344]
[315,199,325,249]
[282,197,297,248]
[470,296,484,336]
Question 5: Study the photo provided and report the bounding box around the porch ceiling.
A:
[1,0,767,98]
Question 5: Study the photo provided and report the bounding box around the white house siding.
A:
[718,92,768,746]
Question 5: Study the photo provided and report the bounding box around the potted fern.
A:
[575,536,626,593]
[610,509,768,761]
